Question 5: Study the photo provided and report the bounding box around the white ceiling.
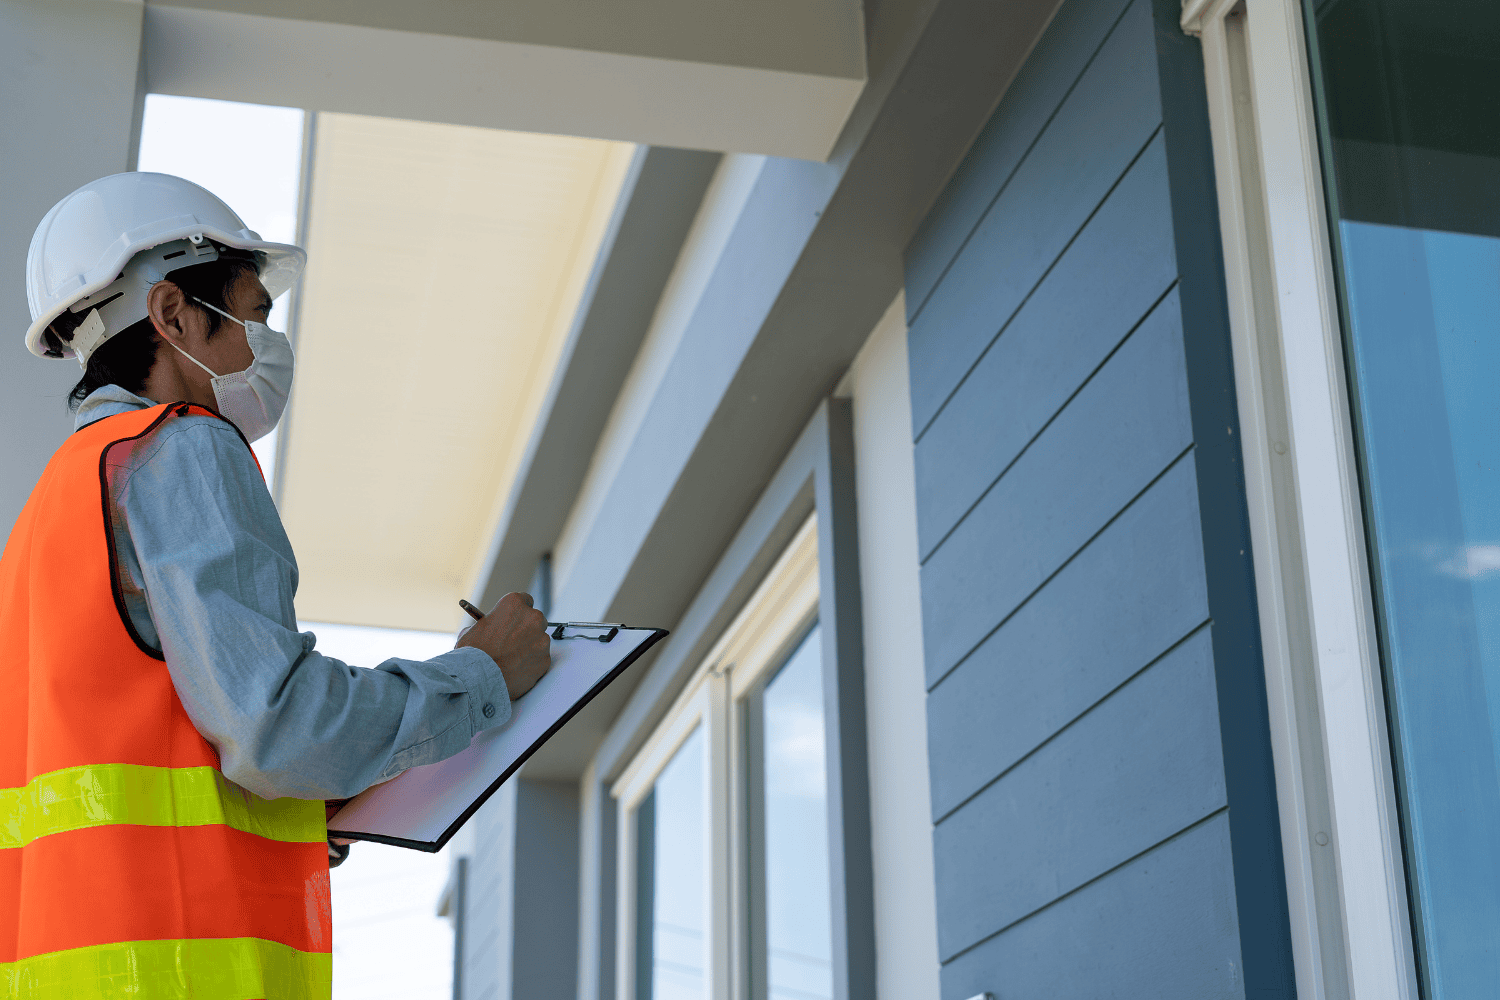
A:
[277,112,635,631]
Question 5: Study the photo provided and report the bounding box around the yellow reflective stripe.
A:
[0,764,325,849]
[2,936,331,1000]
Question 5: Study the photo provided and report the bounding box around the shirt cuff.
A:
[432,646,512,736]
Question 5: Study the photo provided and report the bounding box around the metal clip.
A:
[549,621,622,642]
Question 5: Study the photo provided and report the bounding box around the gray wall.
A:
[459,779,579,1000]
[0,0,147,549]
[903,0,1296,995]
[462,783,517,1000]
[512,780,580,1000]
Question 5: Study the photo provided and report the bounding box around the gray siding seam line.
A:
[912,120,1166,444]
[939,804,1230,966]
[930,617,1212,827]
[925,441,1196,694]
[902,0,1137,328]
[918,274,1180,564]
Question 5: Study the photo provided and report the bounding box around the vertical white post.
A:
[1190,3,1348,996]
[1238,0,1420,996]
[706,671,732,1000]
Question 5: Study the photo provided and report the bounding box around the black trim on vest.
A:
[96,402,258,660]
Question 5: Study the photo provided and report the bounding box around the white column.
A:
[846,292,942,1000]
[0,0,146,545]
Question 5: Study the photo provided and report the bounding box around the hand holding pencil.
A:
[455,593,552,699]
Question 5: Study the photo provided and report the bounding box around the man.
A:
[0,171,550,996]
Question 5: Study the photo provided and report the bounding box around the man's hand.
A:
[325,801,354,863]
[456,592,552,699]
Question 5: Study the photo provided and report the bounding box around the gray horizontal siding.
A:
[925,455,1210,819]
[904,0,1162,434]
[913,133,1178,557]
[904,0,1294,993]
[939,814,1243,999]
[903,0,1134,322]
[918,288,1193,686]
[932,628,1226,959]
[463,787,516,1000]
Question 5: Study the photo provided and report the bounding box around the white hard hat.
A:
[25,171,306,364]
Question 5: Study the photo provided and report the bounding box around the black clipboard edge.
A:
[328,626,670,853]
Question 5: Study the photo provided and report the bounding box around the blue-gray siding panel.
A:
[925,455,1209,819]
[939,814,1243,999]
[906,0,1294,988]
[905,0,1162,434]
[903,0,1133,321]
[913,132,1178,556]
[918,289,1191,685]
[931,629,1227,960]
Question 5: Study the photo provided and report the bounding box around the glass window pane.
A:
[1304,1,1500,992]
[760,626,833,1000]
[636,726,706,1000]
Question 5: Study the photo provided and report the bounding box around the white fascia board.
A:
[142,4,865,162]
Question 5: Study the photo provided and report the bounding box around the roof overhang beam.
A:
[142,0,866,161]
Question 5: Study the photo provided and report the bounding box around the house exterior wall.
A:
[457,778,580,1000]
[903,0,1297,995]
[462,782,518,1000]
[512,780,581,999]
[12,0,1434,993]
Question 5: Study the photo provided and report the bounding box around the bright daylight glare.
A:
[137,94,457,1000]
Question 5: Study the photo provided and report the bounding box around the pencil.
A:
[459,599,484,622]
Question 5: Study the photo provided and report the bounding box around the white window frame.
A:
[1180,1,1419,996]
[612,514,820,1000]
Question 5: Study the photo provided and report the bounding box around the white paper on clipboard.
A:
[328,623,667,851]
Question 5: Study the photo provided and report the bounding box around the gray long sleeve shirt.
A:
[79,385,510,800]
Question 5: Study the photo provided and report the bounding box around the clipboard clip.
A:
[549,621,622,642]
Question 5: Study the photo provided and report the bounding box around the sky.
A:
[137,94,459,1000]
[305,622,460,1000]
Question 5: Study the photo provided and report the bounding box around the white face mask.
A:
[167,297,295,443]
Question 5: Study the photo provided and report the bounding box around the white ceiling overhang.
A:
[277,112,635,631]
[142,0,867,161]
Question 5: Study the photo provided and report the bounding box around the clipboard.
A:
[328,622,668,852]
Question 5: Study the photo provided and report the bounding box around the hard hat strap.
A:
[70,310,108,368]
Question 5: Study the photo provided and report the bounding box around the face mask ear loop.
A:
[191,296,247,330]
[171,296,249,379]
[166,338,222,379]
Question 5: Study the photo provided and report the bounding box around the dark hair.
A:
[50,248,262,411]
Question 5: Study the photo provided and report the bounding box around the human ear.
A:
[146,280,191,347]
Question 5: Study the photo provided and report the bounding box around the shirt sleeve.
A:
[115,416,512,800]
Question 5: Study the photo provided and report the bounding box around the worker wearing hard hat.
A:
[0,172,551,996]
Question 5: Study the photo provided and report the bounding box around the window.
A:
[636,726,708,1000]
[746,627,833,1000]
[1302,1,1500,992]
[614,516,831,1000]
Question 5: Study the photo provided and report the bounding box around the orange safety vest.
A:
[0,403,332,999]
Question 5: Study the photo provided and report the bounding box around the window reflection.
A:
[636,726,706,1000]
[758,626,833,1000]
[1306,0,1500,991]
